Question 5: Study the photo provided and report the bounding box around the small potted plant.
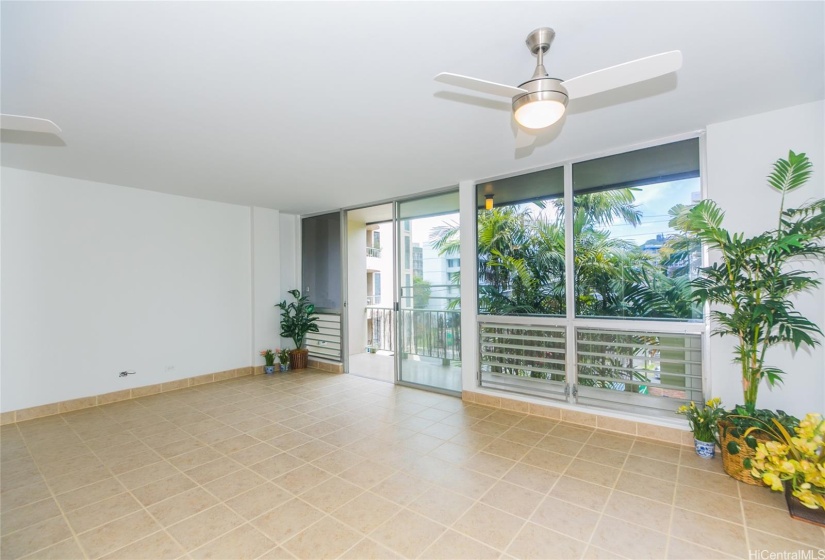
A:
[748,413,825,526]
[677,398,725,458]
[276,289,319,370]
[260,349,276,375]
[278,348,290,371]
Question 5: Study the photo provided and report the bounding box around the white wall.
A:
[1,168,296,412]
[252,207,281,360]
[705,100,825,416]
[347,216,367,355]
[459,180,479,393]
[278,213,300,350]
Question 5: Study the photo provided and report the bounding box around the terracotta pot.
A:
[290,348,309,370]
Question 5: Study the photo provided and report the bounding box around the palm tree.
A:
[671,150,824,412]
[431,188,699,320]
[552,189,643,228]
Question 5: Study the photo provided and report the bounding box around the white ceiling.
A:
[2,2,823,215]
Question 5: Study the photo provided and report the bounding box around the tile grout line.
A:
[5,371,819,560]
[14,416,91,560]
[59,407,191,560]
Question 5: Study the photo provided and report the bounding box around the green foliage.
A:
[551,188,643,228]
[432,188,700,320]
[259,349,275,366]
[412,276,432,309]
[677,398,726,443]
[722,406,800,455]
[671,151,825,412]
[431,186,707,387]
[275,289,320,349]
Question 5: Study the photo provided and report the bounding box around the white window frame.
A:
[474,131,711,413]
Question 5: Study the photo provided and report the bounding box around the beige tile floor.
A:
[1,369,823,560]
[348,353,462,392]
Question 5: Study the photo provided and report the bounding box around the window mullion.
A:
[563,161,577,402]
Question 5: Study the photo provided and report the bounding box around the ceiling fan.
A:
[435,28,682,132]
[0,114,62,134]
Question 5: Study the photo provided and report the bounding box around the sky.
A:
[608,178,700,245]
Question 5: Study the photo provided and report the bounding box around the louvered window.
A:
[474,136,707,417]
[479,319,567,401]
[575,327,703,417]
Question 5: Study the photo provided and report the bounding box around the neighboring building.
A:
[421,246,460,310]
[640,233,666,256]
[413,244,423,279]
[366,222,394,307]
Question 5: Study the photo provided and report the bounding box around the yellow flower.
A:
[778,461,796,475]
[762,472,784,492]
[749,412,825,509]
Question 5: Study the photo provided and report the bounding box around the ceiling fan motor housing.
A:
[513,28,569,125]
[512,78,569,114]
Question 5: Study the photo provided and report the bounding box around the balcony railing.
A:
[365,307,461,361]
[366,246,382,258]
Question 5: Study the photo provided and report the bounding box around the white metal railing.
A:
[366,307,461,361]
[366,246,381,258]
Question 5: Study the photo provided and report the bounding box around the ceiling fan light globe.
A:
[514,99,566,129]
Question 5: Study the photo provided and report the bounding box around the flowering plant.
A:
[259,349,275,366]
[676,397,725,443]
[278,348,290,365]
[748,413,825,510]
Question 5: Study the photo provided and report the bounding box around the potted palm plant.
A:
[672,150,825,482]
[276,289,319,370]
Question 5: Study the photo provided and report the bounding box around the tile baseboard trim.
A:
[462,389,694,448]
[308,358,344,373]
[1,366,256,425]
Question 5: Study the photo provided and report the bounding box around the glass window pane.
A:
[398,192,461,393]
[302,212,341,311]
[475,166,565,316]
[572,139,702,320]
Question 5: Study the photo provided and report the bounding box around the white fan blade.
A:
[435,73,527,99]
[0,114,62,134]
[561,51,682,100]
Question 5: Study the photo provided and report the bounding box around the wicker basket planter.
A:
[718,419,772,485]
[290,348,309,370]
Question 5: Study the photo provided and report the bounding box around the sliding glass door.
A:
[396,191,461,393]
[344,204,395,383]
